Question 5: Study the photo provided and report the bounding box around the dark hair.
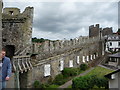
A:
[2,48,6,52]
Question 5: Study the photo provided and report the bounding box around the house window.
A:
[111,74,115,79]
[77,56,80,64]
[60,60,64,71]
[87,56,89,61]
[110,42,112,46]
[69,60,73,67]
[94,54,96,59]
[44,64,51,77]
[118,42,120,46]
[9,11,14,15]
[82,56,85,63]
[91,55,93,60]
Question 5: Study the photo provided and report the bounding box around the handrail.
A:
[13,55,30,58]
[12,55,33,72]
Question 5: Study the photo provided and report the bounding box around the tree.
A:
[72,75,108,89]
[117,28,120,35]
[32,37,50,43]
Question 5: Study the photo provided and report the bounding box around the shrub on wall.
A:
[33,80,41,88]
[52,74,66,85]
[52,67,80,85]
[33,80,53,88]
[80,64,88,71]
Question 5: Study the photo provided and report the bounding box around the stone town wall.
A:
[24,36,105,88]
[1,4,106,88]
[32,36,100,60]
[2,7,34,56]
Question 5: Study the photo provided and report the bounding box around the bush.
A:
[95,77,108,88]
[80,64,88,71]
[52,74,66,85]
[33,80,41,88]
[33,80,50,88]
[62,68,79,77]
[72,75,108,89]
[52,67,80,85]
[72,75,95,90]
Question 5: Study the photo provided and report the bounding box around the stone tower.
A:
[102,27,113,36]
[89,24,113,38]
[0,0,3,51]
[2,7,34,57]
[89,24,101,37]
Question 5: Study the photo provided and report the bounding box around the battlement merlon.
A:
[89,24,100,29]
[2,7,34,19]
[3,8,20,15]
[22,7,34,20]
[95,24,99,28]
[103,27,112,30]
[89,25,94,29]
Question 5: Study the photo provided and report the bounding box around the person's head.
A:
[1,49,6,58]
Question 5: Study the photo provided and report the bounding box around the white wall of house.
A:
[118,72,120,89]
[106,41,120,52]
[109,73,119,88]
[107,41,120,49]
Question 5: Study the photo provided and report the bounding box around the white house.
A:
[107,52,120,67]
[105,51,120,89]
[105,69,120,90]
[105,35,120,52]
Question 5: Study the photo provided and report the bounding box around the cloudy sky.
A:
[3,0,119,40]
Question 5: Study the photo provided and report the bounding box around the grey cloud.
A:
[4,1,118,40]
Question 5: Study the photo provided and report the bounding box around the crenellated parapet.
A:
[32,36,101,60]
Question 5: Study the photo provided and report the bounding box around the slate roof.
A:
[108,52,120,58]
[104,69,120,79]
[107,35,120,41]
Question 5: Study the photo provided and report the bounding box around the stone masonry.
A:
[89,24,113,38]
[102,27,113,36]
[2,7,34,57]
[1,1,107,88]
[89,24,101,37]
[25,36,105,88]
[0,0,3,51]
[32,36,101,60]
